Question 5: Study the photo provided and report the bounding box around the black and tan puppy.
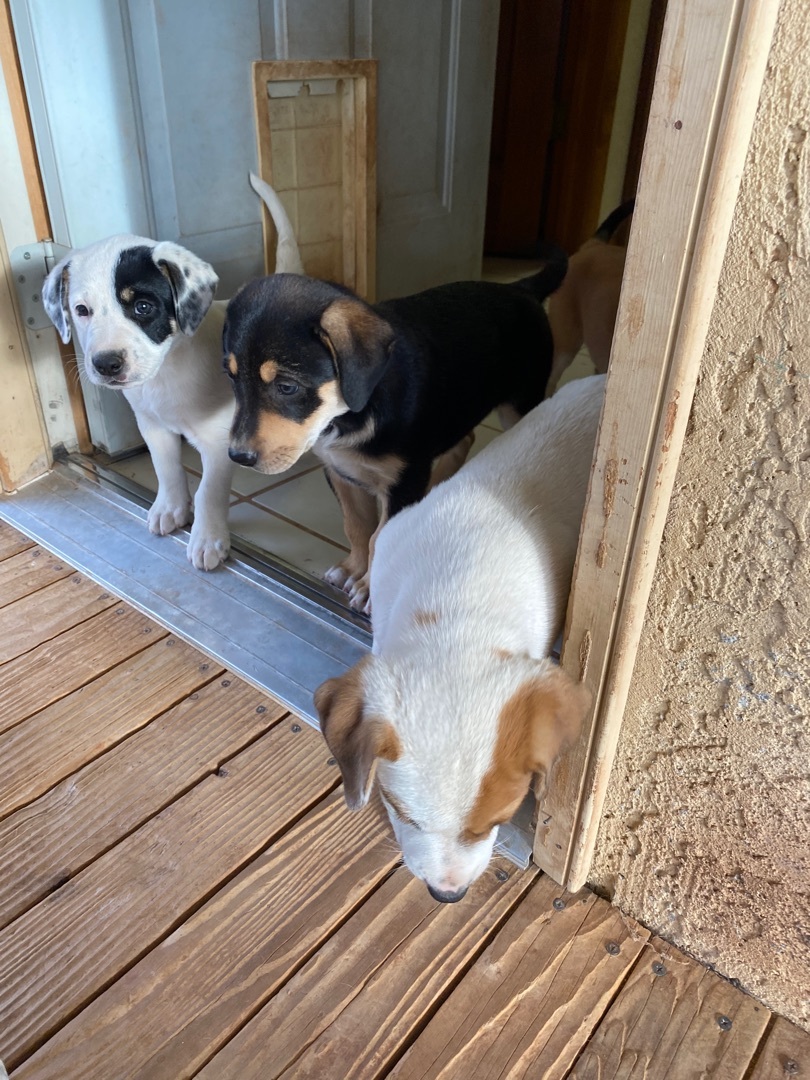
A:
[224,262,566,610]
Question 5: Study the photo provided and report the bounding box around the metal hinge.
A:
[10,240,70,331]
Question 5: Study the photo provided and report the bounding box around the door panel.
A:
[13,0,499,449]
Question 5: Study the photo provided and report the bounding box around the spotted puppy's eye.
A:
[275,380,299,396]
[134,299,153,317]
[74,304,90,317]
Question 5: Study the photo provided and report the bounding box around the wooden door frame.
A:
[534,0,781,891]
[0,0,91,475]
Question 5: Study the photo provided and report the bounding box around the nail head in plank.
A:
[0,573,119,666]
[570,937,771,1079]
[0,721,339,1069]
[0,604,165,736]
[199,861,537,1080]
[0,636,219,821]
[390,880,650,1079]
[0,676,287,929]
[14,792,398,1079]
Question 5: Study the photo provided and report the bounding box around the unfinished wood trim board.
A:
[253,59,377,300]
[534,0,782,891]
[0,0,92,456]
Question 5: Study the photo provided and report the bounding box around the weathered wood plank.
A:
[13,791,397,1078]
[390,881,649,1079]
[748,1015,810,1079]
[0,636,218,821]
[0,546,74,609]
[1,722,341,1070]
[0,604,165,736]
[0,573,118,665]
[199,861,537,1080]
[570,937,770,1078]
[0,521,35,561]
[0,676,287,929]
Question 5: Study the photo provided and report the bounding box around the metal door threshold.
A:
[0,459,370,726]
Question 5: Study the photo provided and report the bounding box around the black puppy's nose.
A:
[93,350,125,376]
[427,884,468,904]
[229,448,258,467]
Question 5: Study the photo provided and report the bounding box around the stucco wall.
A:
[589,0,810,1030]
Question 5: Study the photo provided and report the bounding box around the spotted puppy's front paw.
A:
[187,520,230,571]
[147,496,193,536]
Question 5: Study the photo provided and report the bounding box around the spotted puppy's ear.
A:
[523,665,591,794]
[42,254,73,344]
[152,241,218,336]
[314,657,401,810]
[318,296,395,412]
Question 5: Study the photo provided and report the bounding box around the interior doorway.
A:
[484,0,666,260]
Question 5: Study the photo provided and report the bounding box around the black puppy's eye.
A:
[134,299,153,317]
[275,380,299,396]
[75,304,89,317]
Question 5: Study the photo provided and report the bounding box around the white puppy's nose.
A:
[427,883,468,904]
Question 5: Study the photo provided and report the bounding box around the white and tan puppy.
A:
[42,173,302,570]
[315,375,604,902]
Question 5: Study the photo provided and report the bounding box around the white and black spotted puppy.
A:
[42,175,303,570]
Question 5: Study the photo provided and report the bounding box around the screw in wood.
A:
[327,757,336,766]
[553,898,566,911]
[652,962,667,976]
[256,705,266,714]
[291,723,302,733]
[605,941,620,955]
[717,1015,733,1031]
[495,868,509,882]
[783,1061,799,1075]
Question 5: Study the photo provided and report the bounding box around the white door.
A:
[12,0,500,452]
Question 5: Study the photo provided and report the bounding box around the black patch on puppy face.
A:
[114,246,177,345]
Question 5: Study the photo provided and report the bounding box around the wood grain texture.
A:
[0,546,74,608]
[199,861,537,1080]
[0,676,287,929]
[571,938,771,1078]
[14,792,398,1079]
[0,521,35,561]
[0,636,218,820]
[0,721,339,1070]
[534,0,782,889]
[390,878,650,1079]
[0,573,118,665]
[0,604,165,736]
[748,1015,810,1078]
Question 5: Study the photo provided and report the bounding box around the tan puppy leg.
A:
[323,467,378,595]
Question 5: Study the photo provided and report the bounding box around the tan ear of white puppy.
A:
[42,254,73,344]
[314,658,402,810]
[152,242,218,336]
[524,665,592,794]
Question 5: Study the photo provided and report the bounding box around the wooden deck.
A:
[0,518,807,1079]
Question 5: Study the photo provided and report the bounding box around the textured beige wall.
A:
[589,0,810,1030]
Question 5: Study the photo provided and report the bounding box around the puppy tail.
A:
[249,172,306,276]
[593,198,636,243]
[514,250,568,299]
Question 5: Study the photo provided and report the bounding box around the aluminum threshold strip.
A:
[0,459,370,726]
[0,458,533,870]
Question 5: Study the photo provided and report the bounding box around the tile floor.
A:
[108,257,595,598]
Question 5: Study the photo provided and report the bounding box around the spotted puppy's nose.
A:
[229,447,258,467]
[427,883,469,904]
[92,350,126,376]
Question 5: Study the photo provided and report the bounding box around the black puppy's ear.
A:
[318,297,395,412]
[152,241,218,336]
[42,256,72,344]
